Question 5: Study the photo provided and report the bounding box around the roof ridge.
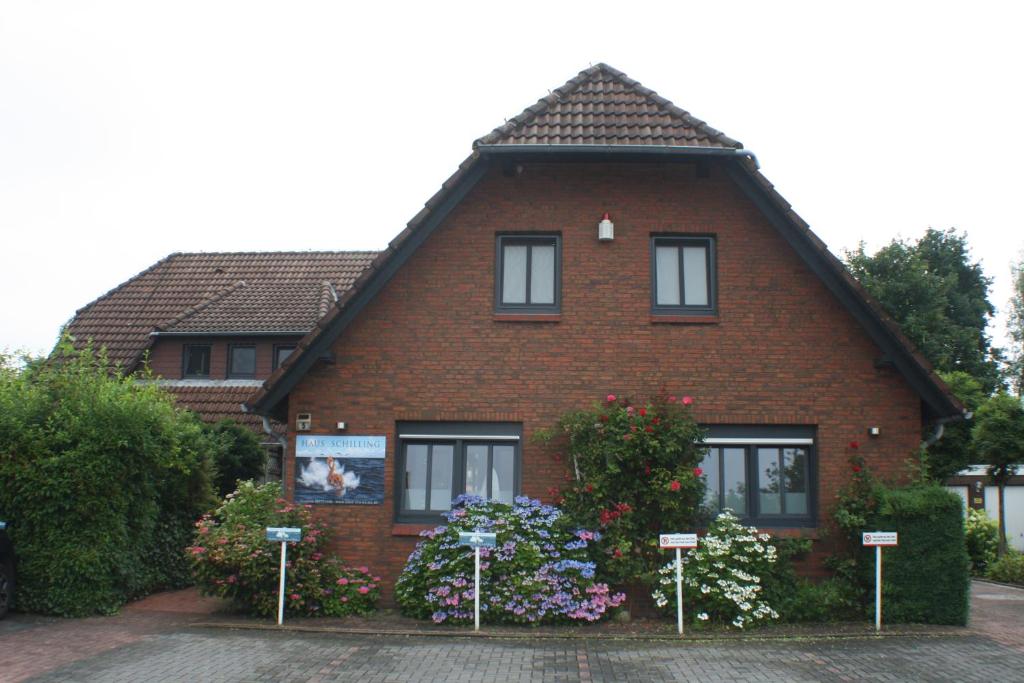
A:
[155,280,248,332]
[170,250,380,257]
[473,63,742,149]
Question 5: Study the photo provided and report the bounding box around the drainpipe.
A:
[260,415,288,483]
[922,411,973,449]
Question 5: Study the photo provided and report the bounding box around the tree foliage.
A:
[926,371,985,480]
[972,392,1024,555]
[0,342,217,615]
[1008,255,1024,397]
[845,228,1001,393]
[203,419,267,497]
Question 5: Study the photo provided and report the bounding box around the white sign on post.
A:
[266,527,302,626]
[659,532,698,636]
[862,531,898,631]
[459,531,497,632]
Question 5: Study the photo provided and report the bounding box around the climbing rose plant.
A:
[538,393,707,584]
[189,481,380,617]
[395,495,625,624]
[652,510,780,629]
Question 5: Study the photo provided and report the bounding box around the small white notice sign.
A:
[659,533,698,549]
[862,532,898,546]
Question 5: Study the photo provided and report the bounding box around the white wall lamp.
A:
[598,212,614,241]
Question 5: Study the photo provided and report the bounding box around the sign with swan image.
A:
[295,435,386,504]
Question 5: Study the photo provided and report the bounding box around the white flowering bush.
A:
[652,510,779,629]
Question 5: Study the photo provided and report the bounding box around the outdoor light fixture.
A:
[336,421,347,431]
[598,212,614,241]
[869,426,881,437]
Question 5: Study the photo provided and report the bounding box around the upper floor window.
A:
[182,344,211,378]
[228,344,256,378]
[495,234,560,313]
[396,422,521,522]
[651,236,716,315]
[273,344,296,370]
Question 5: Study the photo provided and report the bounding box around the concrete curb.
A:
[190,619,969,643]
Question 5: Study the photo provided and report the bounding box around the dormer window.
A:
[182,345,211,378]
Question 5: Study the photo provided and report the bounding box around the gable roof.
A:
[66,251,377,368]
[246,64,965,423]
[476,63,742,149]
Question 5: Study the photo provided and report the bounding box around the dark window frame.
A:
[227,344,257,379]
[700,426,817,527]
[494,233,562,313]
[181,344,211,378]
[272,344,297,370]
[395,422,522,523]
[650,234,717,315]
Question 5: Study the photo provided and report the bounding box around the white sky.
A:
[2,1,1022,355]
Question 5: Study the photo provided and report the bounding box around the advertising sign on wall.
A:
[295,435,386,505]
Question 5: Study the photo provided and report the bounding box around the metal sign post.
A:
[659,533,698,636]
[458,531,497,632]
[266,527,302,626]
[862,531,898,632]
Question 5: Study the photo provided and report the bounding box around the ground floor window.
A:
[396,422,521,522]
[699,426,815,526]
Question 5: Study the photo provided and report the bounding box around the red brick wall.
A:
[284,160,922,600]
[148,336,301,379]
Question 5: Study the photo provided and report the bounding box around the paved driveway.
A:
[2,581,1023,682]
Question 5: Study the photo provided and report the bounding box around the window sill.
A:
[392,523,437,537]
[493,313,561,323]
[650,315,719,324]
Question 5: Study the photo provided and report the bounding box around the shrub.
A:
[538,393,706,585]
[832,459,970,625]
[203,420,268,497]
[777,578,862,623]
[189,481,378,617]
[651,511,780,629]
[965,508,999,575]
[0,344,216,616]
[395,495,624,624]
[988,551,1024,585]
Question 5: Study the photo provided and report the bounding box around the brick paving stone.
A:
[6,581,1024,682]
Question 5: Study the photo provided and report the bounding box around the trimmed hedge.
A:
[868,485,970,625]
[0,344,217,616]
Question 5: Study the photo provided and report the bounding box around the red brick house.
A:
[68,64,964,600]
[241,64,964,595]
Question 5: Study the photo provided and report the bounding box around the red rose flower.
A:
[599,414,609,422]
[585,483,594,493]
[669,480,681,492]
[849,441,860,450]
[668,395,677,403]
[852,465,862,473]
[644,465,651,475]
[613,549,623,558]
[606,394,617,403]
[693,467,703,477]
[682,396,694,406]
[639,408,647,417]
[644,425,654,433]
[652,417,660,425]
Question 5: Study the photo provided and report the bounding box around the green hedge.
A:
[0,344,217,616]
[867,485,970,625]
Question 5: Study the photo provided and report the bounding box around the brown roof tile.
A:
[66,251,377,368]
[475,63,742,149]
[162,384,285,434]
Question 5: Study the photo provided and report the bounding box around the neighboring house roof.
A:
[66,251,378,368]
[162,383,286,435]
[247,63,965,423]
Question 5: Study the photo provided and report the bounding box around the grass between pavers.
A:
[190,611,968,642]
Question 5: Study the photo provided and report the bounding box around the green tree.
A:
[845,228,1001,393]
[203,420,267,497]
[1008,255,1024,397]
[971,392,1024,556]
[927,371,985,480]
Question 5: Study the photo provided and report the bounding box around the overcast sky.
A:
[2,1,1022,355]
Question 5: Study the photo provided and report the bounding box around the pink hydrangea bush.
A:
[188,481,379,617]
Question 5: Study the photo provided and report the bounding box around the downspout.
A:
[260,414,288,483]
[922,411,972,449]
